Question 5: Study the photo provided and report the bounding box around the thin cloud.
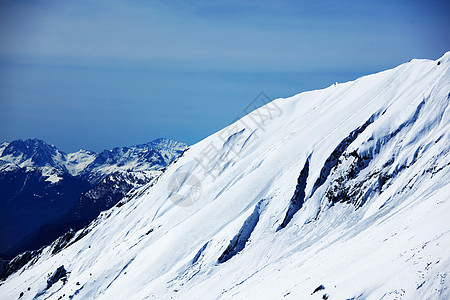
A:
[1,0,448,72]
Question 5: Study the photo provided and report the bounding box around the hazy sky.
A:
[1,0,449,152]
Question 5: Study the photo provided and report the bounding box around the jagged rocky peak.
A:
[65,149,97,176]
[0,138,187,179]
[146,138,187,151]
[86,138,187,174]
[0,138,66,169]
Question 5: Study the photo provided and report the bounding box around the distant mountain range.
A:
[0,138,187,258]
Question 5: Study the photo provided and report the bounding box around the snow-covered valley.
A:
[0,52,449,299]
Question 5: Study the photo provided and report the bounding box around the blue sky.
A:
[1,0,449,152]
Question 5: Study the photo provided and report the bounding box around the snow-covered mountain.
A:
[0,138,187,258]
[0,138,186,183]
[1,53,449,299]
[75,138,187,184]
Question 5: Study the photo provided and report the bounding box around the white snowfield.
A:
[1,53,449,300]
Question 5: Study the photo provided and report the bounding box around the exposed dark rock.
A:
[192,242,209,264]
[51,231,76,255]
[312,284,325,294]
[0,249,42,281]
[46,265,67,289]
[218,200,266,263]
[319,99,427,208]
[311,113,379,197]
[278,156,310,229]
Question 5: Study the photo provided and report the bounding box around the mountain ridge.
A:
[0,138,186,181]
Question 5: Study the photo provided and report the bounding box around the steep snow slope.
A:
[1,53,449,299]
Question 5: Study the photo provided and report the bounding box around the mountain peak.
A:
[147,138,187,151]
[0,138,65,168]
[82,138,187,183]
[0,138,187,182]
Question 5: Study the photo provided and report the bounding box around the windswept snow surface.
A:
[1,53,449,299]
